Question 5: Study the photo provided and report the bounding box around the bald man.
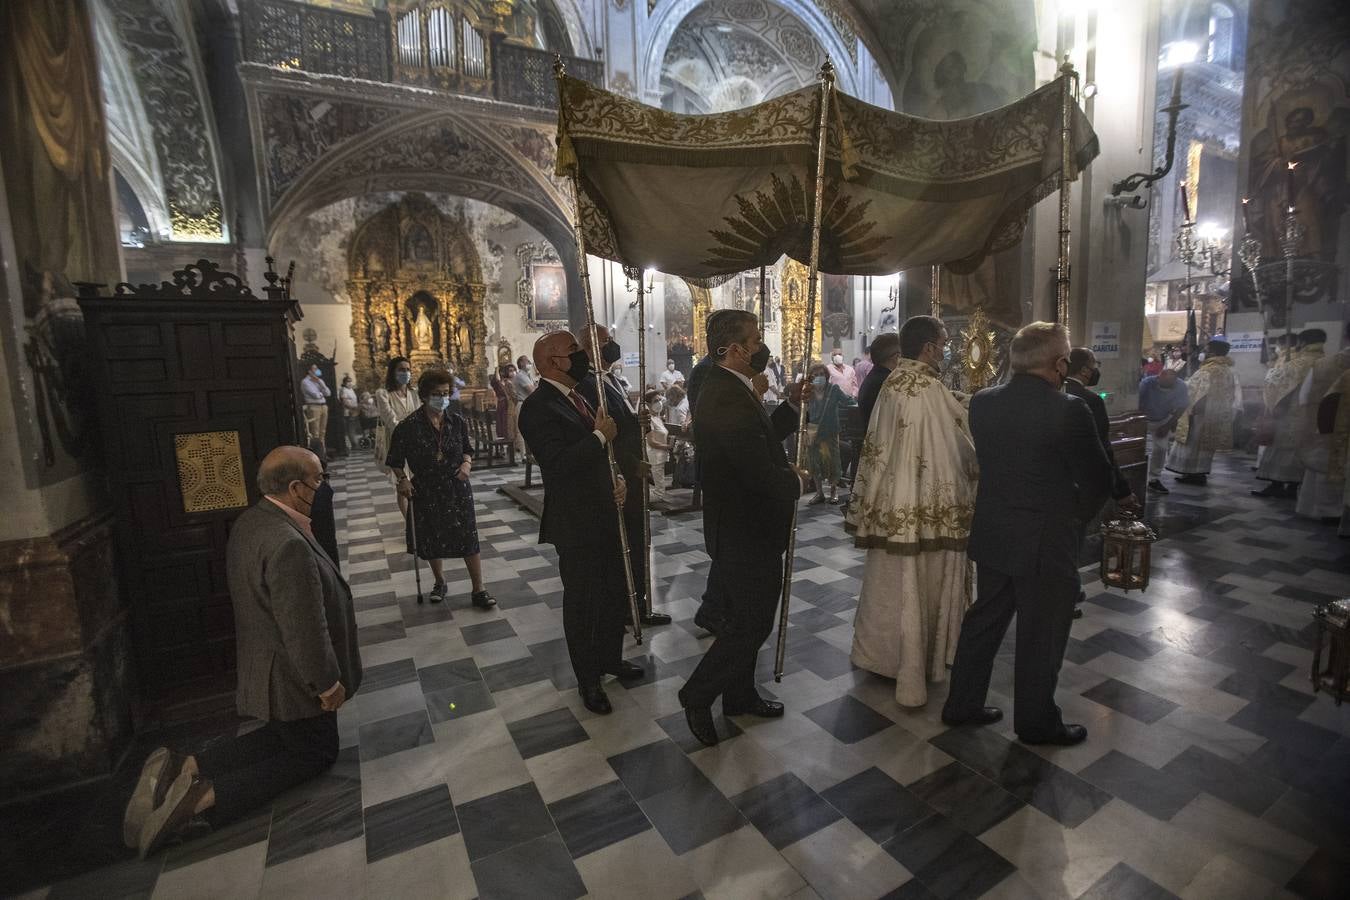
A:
[518,331,636,714]
[578,325,672,627]
[125,446,361,858]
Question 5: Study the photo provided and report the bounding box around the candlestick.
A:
[1170,66,1183,107]
[1241,197,1250,232]
[1180,182,1191,222]
[1286,161,1298,209]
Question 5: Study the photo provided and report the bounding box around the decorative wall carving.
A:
[257,92,404,206]
[107,0,225,240]
[1236,0,1349,308]
[347,194,489,386]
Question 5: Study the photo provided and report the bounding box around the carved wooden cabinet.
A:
[78,262,302,722]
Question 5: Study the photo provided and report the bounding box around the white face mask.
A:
[832,354,843,365]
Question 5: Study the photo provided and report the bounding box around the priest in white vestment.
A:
[1296,326,1350,520]
[1322,370,1350,537]
[1255,330,1324,497]
[845,316,978,707]
[1166,339,1241,483]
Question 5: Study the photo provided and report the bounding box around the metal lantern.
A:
[1099,512,1158,593]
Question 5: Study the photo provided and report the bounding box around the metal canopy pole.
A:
[1056,57,1077,325]
[555,59,642,644]
[773,59,834,681]
[634,271,654,618]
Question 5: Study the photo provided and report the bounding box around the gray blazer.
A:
[226,499,362,721]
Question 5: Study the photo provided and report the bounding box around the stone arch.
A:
[643,0,863,103]
[266,110,584,326]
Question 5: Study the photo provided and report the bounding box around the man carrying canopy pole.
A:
[552,52,1097,729]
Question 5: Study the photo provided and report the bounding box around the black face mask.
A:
[745,343,771,374]
[601,340,622,366]
[563,349,591,383]
[1086,369,1101,387]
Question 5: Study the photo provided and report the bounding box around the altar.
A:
[346,193,489,388]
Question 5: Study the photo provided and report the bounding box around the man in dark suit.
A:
[577,325,671,627]
[1065,347,1140,616]
[519,330,640,714]
[1066,348,1137,507]
[126,445,362,858]
[678,310,806,746]
[856,332,901,432]
[942,323,1113,746]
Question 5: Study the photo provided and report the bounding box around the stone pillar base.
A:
[0,512,134,802]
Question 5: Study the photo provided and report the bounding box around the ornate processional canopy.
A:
[554,73,1099,284]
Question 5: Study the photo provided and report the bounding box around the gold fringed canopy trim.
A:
[554,74,1099,283]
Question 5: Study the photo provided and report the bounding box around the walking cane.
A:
[407,492,424,604]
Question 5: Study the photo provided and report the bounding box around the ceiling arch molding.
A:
[643,0,863,102]
[103,0,228,242]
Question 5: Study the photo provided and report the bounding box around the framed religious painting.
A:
[518,243,569,328]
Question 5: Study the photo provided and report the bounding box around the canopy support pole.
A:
[930,265,942,318]
[1057,58,1077,326]
[634,270,654,619]
[555,58,642,645]
[774,60,834,682]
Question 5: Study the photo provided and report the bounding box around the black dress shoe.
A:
[723,697,784,718]
[1019,723,1088,746]
[604,660,645,680]
[1251,483,1283,497]
[683,705,719,747]
[1147,479,1170,494]
[693,607,726,635]
[579,685,612,715]
[1175,474,1207,485]
[640,612,673,626]
[941,706,1003,727]
[1072,607,1084,619]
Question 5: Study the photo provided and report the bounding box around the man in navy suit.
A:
[577,325,672,628]
[518,331,640,714]
[942,322,1113,746]
[678,310,806,746]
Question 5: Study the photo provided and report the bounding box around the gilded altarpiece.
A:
[346,194,488,388]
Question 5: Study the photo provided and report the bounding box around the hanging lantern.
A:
[1099,511,1158,593]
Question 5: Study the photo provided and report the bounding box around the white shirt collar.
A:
[542,376,574,397]
[719,364,755,393]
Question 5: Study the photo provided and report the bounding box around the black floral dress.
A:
[385,408,481,560]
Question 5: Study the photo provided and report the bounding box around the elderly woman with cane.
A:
[385,369,496,608]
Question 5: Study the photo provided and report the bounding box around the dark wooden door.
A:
[79,264,303,721]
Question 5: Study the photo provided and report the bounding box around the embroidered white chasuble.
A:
[845,359,979,707]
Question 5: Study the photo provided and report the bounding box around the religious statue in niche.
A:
[413,302,436,350]
[370,313,390,352]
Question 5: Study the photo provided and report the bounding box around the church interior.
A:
[2,1,1349,898]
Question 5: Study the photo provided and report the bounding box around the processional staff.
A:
[773,59,835,682]
[554,57,643,644]
[1056,57,1078,326]
[630,266,655,620]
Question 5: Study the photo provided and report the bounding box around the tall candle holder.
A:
[1279,204,1306,361]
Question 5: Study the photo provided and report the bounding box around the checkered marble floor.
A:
[15,453,1350,900]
